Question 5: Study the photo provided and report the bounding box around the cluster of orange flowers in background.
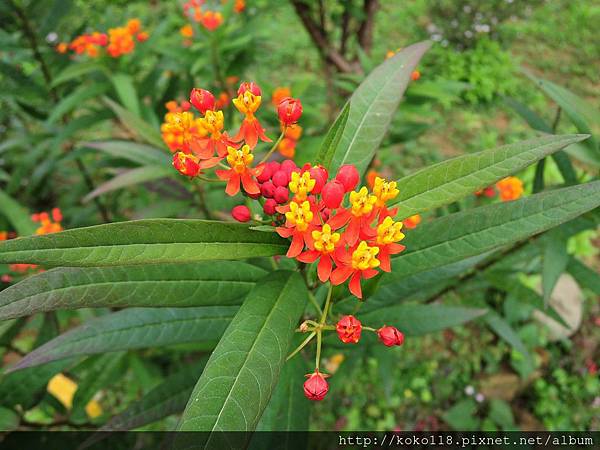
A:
[182,0,245,35]
[476,176,524,202]
[56,19,148,58]
[1,209,63,282]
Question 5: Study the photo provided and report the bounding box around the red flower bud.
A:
[336,315,362,344]
[181,100,192,111]
[231,205,251,222]
[277,97,303,126]
[274,186,289,204]
[51,208,63,222]
[335,165,359,192]
[280,159,298,175]
[256,164,273,183]
[321,180,345,209]
[237,81,261,97]
[321,208,331,222]
[411,70,421,81]
[309,165,328,194]
[377,326,404,347]
[303,370,329,401]
[260,181,276,198]
[190,88,215,114]
[263,198,277,215]
[272,170,289,187]
[172,152,200,177]
[267,160,281,173]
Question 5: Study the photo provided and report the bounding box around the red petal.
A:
[327,209,351,230]
[241,172,260,194]
[225,174,240,196]
[287,233,304,258]
[348,272,363,299]
[362,268,379,279]
[256,119,272,143]
[345,219,360,246]
[317,255,333,282]
[198,156,222,169]
[190,138,213,159]
[276,226,293,238]
[215,169,231,180]
[245,120,258,149]
[378,249,391,272]
[297,250,319,263]
[388,243,406,255]
[330,266,354,285]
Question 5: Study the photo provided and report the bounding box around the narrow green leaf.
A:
[315,101,350,170]
[104,97,164,148]
[392,181,600,279]
[0,219,288,267]
[109,73,141,117]
[177,271,306,440]
[330,41,431,175]
[567,257,600,296]
[83,165,174,203]
[360,304,487,336]
[8,307,237,372]
[51,61,106,87]
[0,262,265,320]
[541,230,569,305]
[0,406,19,431]
[46,83,109,124]
[83,140,170,166]
[0,189,36,236]
[483,312,534,377]
[390,134,588,220]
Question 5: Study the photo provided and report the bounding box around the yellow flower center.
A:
[285,201,313,232]
[201,110,224,135]
[349,187,377,217]
[351,241,380,271]
[233,91,261,116]
[163,112,207,143]
[373,177,399,206]
[312,224,340,254]
[376,216,405,245]
[226,144,253,174]
[289,171,316,202]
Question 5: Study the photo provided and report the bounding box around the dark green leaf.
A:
[484,312,534,377]
[541,230,569,306]
[83,140,170,166]
[567,257,600,296]
[104,98,164,148]
[0,219,288,267]
[0,189,36,236]
[315,102,350,170]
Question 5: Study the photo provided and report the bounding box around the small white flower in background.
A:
[465,385,475,396]
[475,393,485,403]
[46,32,58,43]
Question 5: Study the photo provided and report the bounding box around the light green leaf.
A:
[0,219,288,267]
[177,271,306,440]
[109,73,141,117]
[51,61,107,87]
[0,262,265,320]
[0,405,19,431]
[315,102,350,170]
[8,307,237,372]
[360,304,487,336]
[104,97,164,148]
[390,134,588,220]
[567,257,600,296]
[541,229,569,306]
[83,165,174,203]
[484,312,534,377]
[330,41,431,175]
[83,140,170,166]
[0,189,36,236]
[392,181,600,279]
[46,83,109,124]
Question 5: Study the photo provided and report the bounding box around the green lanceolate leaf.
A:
[109,73,141,117]
[330,41,431,175]
[8,307,237,372]
[177,271,306,442]
[83,165,174,203]
[390,134,588,220]
[0,189,36,236]
[392,181,600,279]
[0,219,288,267]
[83,140,170,166]
[483,312,534,377]
[315,101,350,170]
[0,262,265,320]
[567,257,600,296]
[541,229,569,306]
[104,97,164,148]
[46,83,110,124]
[360,304,487,335]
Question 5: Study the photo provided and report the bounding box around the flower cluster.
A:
[272,88,303,158]
[56,19,148,58]
[276,166,406,299]
[303,315,405,401]
[183,0,245,32]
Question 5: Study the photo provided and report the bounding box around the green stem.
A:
[286,331,316,361]
[307,290,323,316]
[259,128,286,164]
[315,282,333,370]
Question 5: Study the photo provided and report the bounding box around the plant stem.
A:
[194,180,212,219]
[286,331,316,361]
[315,282,333,370]
[259,128,286,164]
[307,290,323,316]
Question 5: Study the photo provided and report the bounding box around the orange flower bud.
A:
[190,88,215,114]
[377,326,404,347]
[303,370,329,401]
[237,81,261,97]
[277,97,303,126]
[336,315,362,344]
[172,152,200,177]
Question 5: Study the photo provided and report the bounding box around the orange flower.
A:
[126,18,141,34]
[366,169,380,189]
[136,31,149,42]
[271,87,292,107]
[330,241,381,299]
[190,109,237,158]
[0,231,7,241]
[234,0,246,13]
[284,124,303,140]
[276,200,317,257]
[56,42,68,54]
[496,176,523,201]
[297,224,341,282]
[232,89,271,148]
[327,187,378,246]
[402,214,421,229]
[32,209,63,235]
[278,137,296,158]
[374,216,405,271]
[216,145,263,196]
[214,92,230,110]
[201,11,223,31]
[107,26,136,57]
[161,111,207,153]
[180,24,194,38]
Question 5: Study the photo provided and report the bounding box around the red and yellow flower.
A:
[276,200,317,258]
[216,145,262,196]
[496,176,523,202]
[297,224,341,282]
[191,110,237,158]
[330,241,381,299]
[374,216,405,272]
[161,110,207,153]
[232,84,271,148]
